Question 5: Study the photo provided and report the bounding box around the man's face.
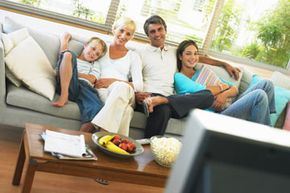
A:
[147,23,166,48]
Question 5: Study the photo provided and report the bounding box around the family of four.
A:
[53,15,276,138]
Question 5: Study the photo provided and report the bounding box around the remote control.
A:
[136,138,151,145]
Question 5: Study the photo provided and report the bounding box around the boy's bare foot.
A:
[52,96,68,107]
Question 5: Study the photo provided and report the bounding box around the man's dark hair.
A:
[143,15,167,36]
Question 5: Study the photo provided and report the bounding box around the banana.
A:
[106,141,129,155]
[98,135,114,146]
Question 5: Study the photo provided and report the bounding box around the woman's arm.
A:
[129,51,143,92]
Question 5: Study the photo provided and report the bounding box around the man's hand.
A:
[224,63,240,80]
[135,92,151,104]
[95,78,116,88]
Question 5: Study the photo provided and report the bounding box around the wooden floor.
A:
[0,125,164,193]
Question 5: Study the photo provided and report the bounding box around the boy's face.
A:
[147,23,166,48]
[83,42,103,62]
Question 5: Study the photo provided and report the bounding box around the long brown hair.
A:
[176,40,199,72]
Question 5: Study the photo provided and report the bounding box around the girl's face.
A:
[113,24,135,46]
[179,45,199,69]
[83,42,104,62]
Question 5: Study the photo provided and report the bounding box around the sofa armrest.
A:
[283,102,290,131]
[0,37,6,104]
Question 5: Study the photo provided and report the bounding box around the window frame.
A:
[0,0,289,74]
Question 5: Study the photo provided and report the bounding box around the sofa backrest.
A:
[3,17,60,68]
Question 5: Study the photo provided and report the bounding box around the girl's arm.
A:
[212,86,238,111]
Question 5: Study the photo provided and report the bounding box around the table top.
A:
[24,123,169,178]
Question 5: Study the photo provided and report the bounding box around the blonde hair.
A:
[87,37,107,57]
[112,17,136,33]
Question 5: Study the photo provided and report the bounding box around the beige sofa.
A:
[1,17,289,139]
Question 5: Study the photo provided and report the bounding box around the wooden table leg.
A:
[21,159,37,193]
[12,133,26,185]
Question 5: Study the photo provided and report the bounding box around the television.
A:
[165,109,290,193]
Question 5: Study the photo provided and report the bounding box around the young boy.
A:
[52,32,107,132]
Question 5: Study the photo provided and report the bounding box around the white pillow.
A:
[1,28,30,55]
[4,36,56,101]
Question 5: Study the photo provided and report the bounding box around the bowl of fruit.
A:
[92,132,144,158]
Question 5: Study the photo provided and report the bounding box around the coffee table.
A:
[12,123,169,193]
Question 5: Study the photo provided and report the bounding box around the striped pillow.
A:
[195,65,233,110]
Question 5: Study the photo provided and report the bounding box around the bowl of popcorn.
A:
[150,136,182,167]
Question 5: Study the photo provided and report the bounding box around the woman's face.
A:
[179,45,199,69]
[113,24,135,46]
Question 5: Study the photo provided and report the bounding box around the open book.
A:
[43,130,97,160]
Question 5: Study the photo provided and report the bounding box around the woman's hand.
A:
[78,73,96,84]
[212,93,228,111]
[95,78,116,88]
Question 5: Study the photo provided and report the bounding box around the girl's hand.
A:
[95,78,116,88]
[212,93,228,111]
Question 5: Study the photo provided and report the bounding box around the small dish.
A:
[92,132,144,158]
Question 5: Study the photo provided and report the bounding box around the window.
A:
[1,0,289,70]
[210,0,289,68]
[117,0,216,46]
[7,0,111,24]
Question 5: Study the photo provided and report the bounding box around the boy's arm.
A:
[60,32,72,52]
[199,56,240,80]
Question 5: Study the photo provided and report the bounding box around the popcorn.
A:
[150,136,182,167]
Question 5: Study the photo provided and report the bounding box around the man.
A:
[136,15,240,138]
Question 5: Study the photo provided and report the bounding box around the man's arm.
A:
[199,56,240,80]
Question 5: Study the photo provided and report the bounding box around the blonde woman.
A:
[88,17,143,136]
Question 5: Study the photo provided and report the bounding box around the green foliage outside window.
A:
[241,0,290,68]
[211,0,241,52]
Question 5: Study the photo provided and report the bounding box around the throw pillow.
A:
[3,16,60,67]
[195,65,235,109]
[248,75,290,126]
[4,35,56,101]
[1,28,30,87]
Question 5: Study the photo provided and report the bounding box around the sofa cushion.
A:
[4,31,56,101]
[6,85,80,120]
[3,17,60,67]
[271,71,290,90]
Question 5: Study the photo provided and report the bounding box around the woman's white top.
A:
[96,47,143,92]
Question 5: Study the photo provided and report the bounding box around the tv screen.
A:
[165,109,290,193]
